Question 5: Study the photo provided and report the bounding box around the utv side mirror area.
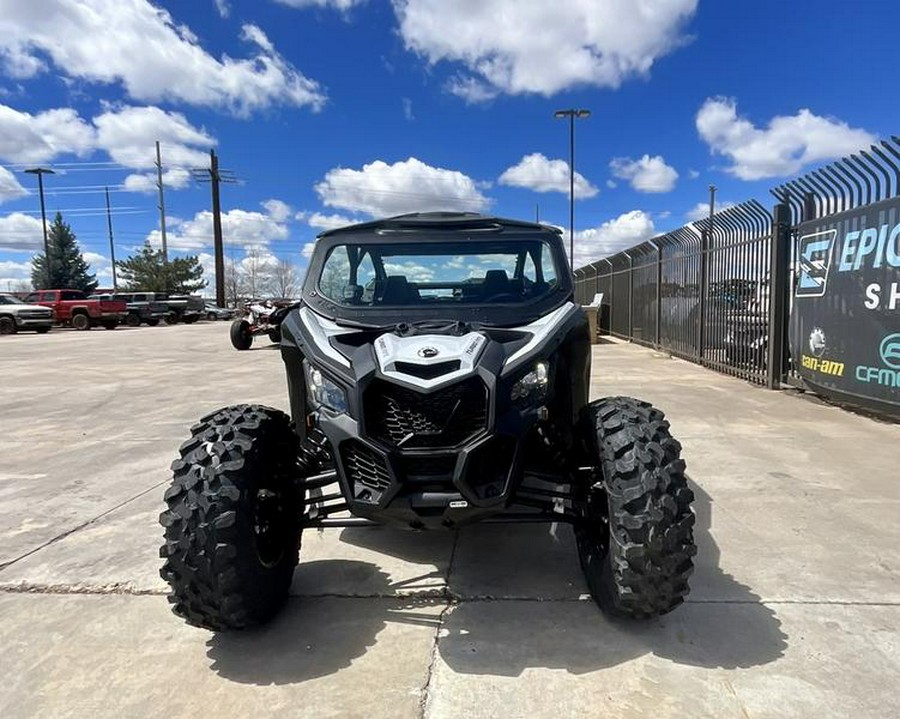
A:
[342,284,363,304]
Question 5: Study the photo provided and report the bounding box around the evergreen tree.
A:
[30,213,98,292]
[117,243,206,293]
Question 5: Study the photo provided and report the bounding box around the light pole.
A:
[24,167,55,279]
[554,108,590,272]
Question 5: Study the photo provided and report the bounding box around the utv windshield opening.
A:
[317,239,559,308]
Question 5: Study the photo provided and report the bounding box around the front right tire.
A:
[230,319,253,350]
[159,405,302,631]
[577,396,696,618]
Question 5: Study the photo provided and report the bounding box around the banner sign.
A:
[790,196,900,416]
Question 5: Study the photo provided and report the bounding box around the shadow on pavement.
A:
[205,560,443,685]
[206,476,787,684]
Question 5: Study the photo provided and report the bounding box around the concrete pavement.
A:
[1,323,898,718]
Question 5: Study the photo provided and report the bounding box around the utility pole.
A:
[105,187,118,290]
[24,167,55,284]
[155,141,169,266]
[192,150,236,307]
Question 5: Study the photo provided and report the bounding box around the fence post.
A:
[766,203,792,388]
[698,228,710,360]
[655,240,662,348]
[626,252,634,339]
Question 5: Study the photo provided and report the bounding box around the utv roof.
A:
[317,212,563,239]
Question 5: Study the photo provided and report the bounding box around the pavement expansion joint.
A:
[0,479,169,573]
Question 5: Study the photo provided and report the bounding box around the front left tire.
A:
[159,405,302,631]
[576,396,696,618]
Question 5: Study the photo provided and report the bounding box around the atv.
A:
[229,299,292,350]
[160,212,696,631]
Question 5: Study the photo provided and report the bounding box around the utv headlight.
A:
[511,360,549,403]
[303,361,348,413]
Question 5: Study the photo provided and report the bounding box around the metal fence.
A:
[574,135,900,399]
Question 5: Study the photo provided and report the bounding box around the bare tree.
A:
[272,258,300,299]
[241,247,275,299]
[223,258,244,307]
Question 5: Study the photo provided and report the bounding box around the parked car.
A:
[24,289,127,330]
[164,294,205,324]
[90,292,170,327]
[204,303,235,321]
[0,293,53,334]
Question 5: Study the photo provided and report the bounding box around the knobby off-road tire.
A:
[268,327,281,344]
[577,396,696,618]
[159,405,302,631]
[146,318,160,327]
[230,319,253,350]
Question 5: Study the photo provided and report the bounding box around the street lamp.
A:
[24,167,55,277]
[554,108,590,272]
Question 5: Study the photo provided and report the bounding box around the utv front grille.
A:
[341,440,392,503]
[364,377,487,449]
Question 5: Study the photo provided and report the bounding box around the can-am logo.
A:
[808,327,827,357]
[796,230,836,298]
[855,333,900,387]
[417,346,439,358]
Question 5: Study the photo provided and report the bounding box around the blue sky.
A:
[0,0,896,293]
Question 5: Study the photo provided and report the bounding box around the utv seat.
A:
[481,269,512,301]
[379,275,420,305]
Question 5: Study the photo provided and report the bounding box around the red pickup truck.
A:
[25,289,127,330]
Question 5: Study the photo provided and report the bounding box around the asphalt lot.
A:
[1,322,898,718]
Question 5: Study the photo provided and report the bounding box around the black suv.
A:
[160,213,696,631]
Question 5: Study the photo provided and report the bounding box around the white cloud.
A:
[685,200,737,222]
[499,153,598,199]
[274,0,368,9]
[394,0,698,99]
[147,208,290,252]
[402,97,414,121]
[696,97,875,180]
[0,166,28,204]
[315,157,490,216]
[0,212,43,251]
[307,212,356,231]
[262,199,292,222]
[213,0,230,18]
[573,210,656,267]
[610,155,678,193]
[0,105,95,164]
[688,169,700,179]
[0,103,212,195]
[0,259,31,277]
[606,180,617,189]
[0,1,325,115]
[123,168,192,194]
[94,105,214,169]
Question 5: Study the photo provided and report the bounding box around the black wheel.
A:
[230,319,253,350]
[207,312,217,321]
[125,313,141,328]
[146,318,160,327]
[102,320,119,330]
[0,316,16,335]
[576,396,696,618]
[71,313,91,331]
[35,326,51,334]
[164,313,179,325]
[183,315,199,324]
[159,405,302,631]
[268,327,281,344]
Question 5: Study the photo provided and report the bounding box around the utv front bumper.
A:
[316,378,541,529]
